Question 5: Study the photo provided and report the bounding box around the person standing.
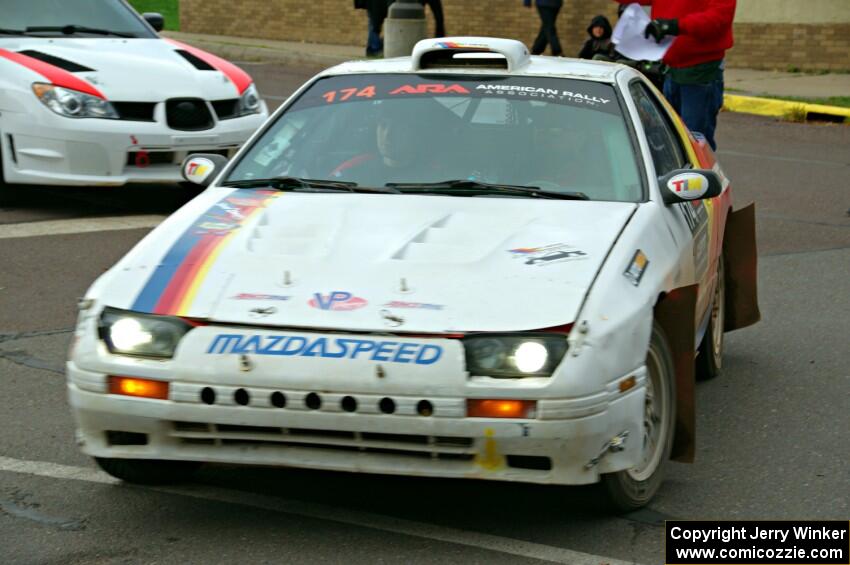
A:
[355,0,392,56]
[419,0,446,37]
[524,0,564,57]
[578,15,615,60]
[614,0,737,150]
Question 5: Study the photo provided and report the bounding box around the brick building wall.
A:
[180,0,850,71]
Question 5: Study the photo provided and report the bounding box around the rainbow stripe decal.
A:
[131,189,281,316]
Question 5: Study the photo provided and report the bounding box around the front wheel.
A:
[95,457,201,485]
[603,322,676,511]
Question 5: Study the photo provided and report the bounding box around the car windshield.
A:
[0,0,155,38]
[227,74,643,202]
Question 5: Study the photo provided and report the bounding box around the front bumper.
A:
[67,360,646,486]
[1,104,267,186]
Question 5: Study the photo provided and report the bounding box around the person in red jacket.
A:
[614,0,736,150]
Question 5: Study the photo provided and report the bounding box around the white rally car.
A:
[67,38,760,510]
[0,0,267,187]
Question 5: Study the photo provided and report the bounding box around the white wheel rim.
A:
[628,346,669,481]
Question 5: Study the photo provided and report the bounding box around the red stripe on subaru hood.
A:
[0,48,104,98]
[164,38,252,94]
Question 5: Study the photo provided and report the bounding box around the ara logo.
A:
[309,291,368,311]
[667,173,709,200]
[389,83,470,95]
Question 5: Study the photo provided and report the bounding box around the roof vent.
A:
[17,50,93,72]
[411,37,530,72]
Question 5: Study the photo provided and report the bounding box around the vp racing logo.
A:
[308,291,368,311]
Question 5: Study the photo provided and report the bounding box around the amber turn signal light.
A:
[467,399,536,419]
[108,376,169,400]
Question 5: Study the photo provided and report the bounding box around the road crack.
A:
[0,349,65,374]
[0,327,73,345]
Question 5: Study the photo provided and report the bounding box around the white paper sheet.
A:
[611,3,674,62]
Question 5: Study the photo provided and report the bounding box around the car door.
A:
[629,80,714,337]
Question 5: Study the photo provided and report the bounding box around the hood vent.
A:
[17,50,93,72]
[175,49,215,71]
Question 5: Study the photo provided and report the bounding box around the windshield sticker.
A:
[390,83,470,95]
[624,250,649,286]
[509,243,588,266]
[292,75,620,115]
[207,334,443,365]
[475,84,610,106]
[384,301,445,310]
[308,291,368,311]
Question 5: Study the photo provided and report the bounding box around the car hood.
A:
[108,188,636,333]
[0,38,241,101]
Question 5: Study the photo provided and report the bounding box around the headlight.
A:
[99,308,192,359]
[463,334,568,378]
[238,83,261,116]
[32,83,118,119]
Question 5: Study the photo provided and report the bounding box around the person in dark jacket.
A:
[578,15,615,60]
[355,0,392,56]
[419,0,446,37]
[614,0,736,149]
[524,0,564,57]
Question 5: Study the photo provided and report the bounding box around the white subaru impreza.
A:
[0,0,267,187]
[67,37,759,510]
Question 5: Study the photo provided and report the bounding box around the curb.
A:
[723,94,850,123]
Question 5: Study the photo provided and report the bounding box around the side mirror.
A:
[658,169,723,205]
[142,12,165,32]
[181,154,229,188]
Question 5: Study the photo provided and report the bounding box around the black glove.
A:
[644,19,679,43]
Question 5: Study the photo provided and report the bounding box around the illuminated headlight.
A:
[463,334,568,378]
[32,83,118,119]
[238,83,261,115]
[99,308,192,359]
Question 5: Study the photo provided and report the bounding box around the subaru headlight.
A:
[99,308,192,359]
[238,83,261,116]
[463,334,568,378]
[32,83,118,119]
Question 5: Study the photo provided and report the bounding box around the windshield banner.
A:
[289,74,621,116]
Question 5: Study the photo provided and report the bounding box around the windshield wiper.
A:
[222,176,399,194]
[25,25,134,38]
[0,28,26,35]
[385,179,589,201]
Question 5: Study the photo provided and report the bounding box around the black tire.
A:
[696,255,725,381]
[95,457,201,485]
[603,322,676,512]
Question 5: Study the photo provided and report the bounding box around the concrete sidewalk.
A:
[164,31,850,120]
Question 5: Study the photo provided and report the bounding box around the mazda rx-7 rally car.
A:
[67,37,759,510]
[0,0,267,187]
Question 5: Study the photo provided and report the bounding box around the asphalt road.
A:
[1,63,848,565]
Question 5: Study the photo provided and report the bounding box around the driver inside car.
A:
[328,101,442,186]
